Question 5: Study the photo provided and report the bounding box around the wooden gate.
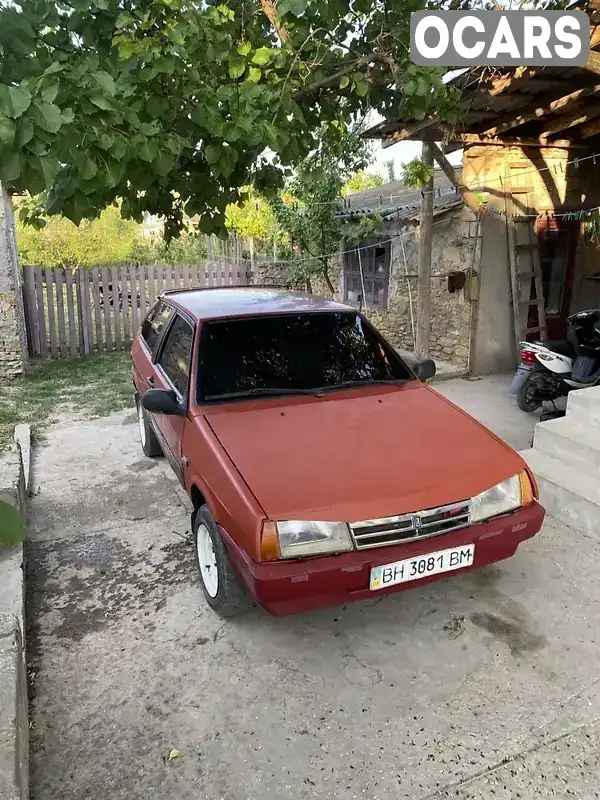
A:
[21,261,252,359]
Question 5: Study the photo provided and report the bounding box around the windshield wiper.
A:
[204,387,324,401]
[318,378,408,392]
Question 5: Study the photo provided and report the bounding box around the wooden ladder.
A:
[506,211,548,356]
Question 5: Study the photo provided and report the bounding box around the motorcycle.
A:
[511,309,600,413]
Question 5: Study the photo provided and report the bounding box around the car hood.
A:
[203,384,526,522]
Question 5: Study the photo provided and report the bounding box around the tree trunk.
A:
[416,143,434,361]
[322,259,335,296]
[0,186,28,377]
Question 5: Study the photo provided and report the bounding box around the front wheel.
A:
[193,505,255,618]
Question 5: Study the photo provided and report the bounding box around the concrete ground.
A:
[26,376,600,800]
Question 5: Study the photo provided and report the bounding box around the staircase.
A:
[520,385,600,538]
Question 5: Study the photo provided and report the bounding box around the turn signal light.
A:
[260,520,280,562]
[519,471,535,505]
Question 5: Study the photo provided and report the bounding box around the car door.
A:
[133,300,174,396]
[153,311,195,483]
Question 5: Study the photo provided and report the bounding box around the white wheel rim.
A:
[197,524,219,597]
[138,403,147,448]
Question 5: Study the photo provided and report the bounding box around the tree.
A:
[0,0,463,237]
[271,127,381,293]
[15,202,145,267]
[225,187,287,247]
[342,171,383,197]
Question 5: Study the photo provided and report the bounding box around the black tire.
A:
[193,505,255,618]
[136,395,163,457]
[516,371,546,413]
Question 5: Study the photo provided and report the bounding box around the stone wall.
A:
[250,210,477,367]
[364,210,476,365]
[0,188,27,380]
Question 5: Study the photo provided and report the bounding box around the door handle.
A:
[146,376,155,387]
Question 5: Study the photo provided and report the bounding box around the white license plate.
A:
[369,544,475,591]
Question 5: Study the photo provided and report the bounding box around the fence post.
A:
[22,264,39,356]
[76,268,91,355]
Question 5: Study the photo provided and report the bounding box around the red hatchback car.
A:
[131,287,545,617]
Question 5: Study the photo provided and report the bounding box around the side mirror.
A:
[141,388,185,416]
[414,359,436,382]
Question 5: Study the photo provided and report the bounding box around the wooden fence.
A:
[22,261,252,359]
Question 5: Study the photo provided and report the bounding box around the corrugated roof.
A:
[336,195,463,224]
[342,167,460,211]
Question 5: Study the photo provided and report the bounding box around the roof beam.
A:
[580,117,600,138]
[481,82,600,137]
[447,133,586,148]
[543,102,600,137]
[583,49,600,76]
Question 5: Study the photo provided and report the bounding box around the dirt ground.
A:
[26,377,600,800]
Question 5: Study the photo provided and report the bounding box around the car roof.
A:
[161,286,354,321]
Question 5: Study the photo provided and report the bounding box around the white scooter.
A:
[510,309,600,413]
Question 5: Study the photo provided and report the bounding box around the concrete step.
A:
[533,416,600,470]
[566,385,600,426]
[521,448,600,541]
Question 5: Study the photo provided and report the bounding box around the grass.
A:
[0,352,135,450]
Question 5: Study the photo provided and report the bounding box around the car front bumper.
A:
[220,501,545,616]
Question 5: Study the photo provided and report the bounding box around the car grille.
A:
[350,500,472,550]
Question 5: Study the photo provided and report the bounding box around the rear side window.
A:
[158,314,194,396]
[141,301,172,354]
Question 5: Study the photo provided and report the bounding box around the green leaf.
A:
[104,160,123,187]
[89,94,114,111]
[44,61,64,76]
[8,85,32,118]
[205,144,221,164]
[251,47,272,66]
[0,502,25,547]
[228,60,245,80]
[354,80,368,97]
[116,10,134,27]
[41,82,59,104]
[30,102,63,133]
[16,117,34,147]
[61,108,74,124]
[25,138,48,155]
[38,155,59,185]
[0,152,22,182]
[339,75,350,89]
[137,139,157,162]
[279,0,307,16]
[82,157,98,180]
[404,79,415,96]
[237,41,251,57]
[154,150,175,176]
[97,133,113,150]
[94,71,116,95]
[0,116,16,145]
[247,67,261,84]
[415,77,428,96]
[168,748,180,762]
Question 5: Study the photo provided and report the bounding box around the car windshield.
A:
[199,311,413,401]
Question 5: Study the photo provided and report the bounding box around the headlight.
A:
[270,520,354,559]
[471,473,531,523]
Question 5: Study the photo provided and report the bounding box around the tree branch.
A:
[259,0,291,46]
[292,51,384,100]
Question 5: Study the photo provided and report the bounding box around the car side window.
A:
[141,301,172,354]
[158,314,194,396]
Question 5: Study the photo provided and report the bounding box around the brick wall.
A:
[0,188,27,380]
